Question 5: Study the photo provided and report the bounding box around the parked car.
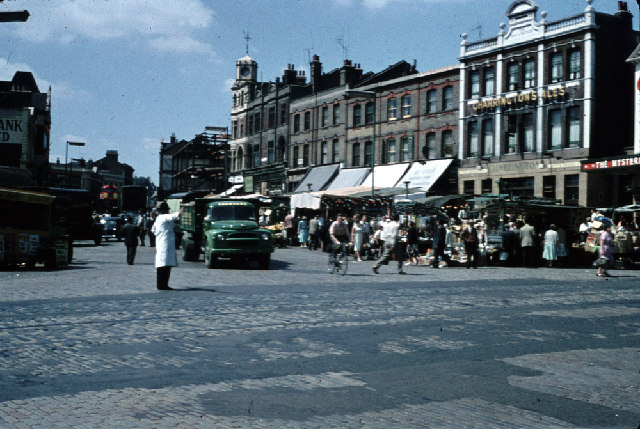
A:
[102,216,124,241]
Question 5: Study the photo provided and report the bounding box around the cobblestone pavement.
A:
[0,242,638,428]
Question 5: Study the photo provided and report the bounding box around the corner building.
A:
[458,0,637,206]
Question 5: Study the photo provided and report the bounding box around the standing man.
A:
[308,215,320,250]
[137,209,146,246]
[520,217,537,267]
[431,218,451,268]
[284,212,294,246]
[372,213,405,275]
[122,215,139,265]
[147,210,157,247]
[151,202,182,291]
[461,221,479,269]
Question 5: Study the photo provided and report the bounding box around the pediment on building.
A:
[503,0,543,42]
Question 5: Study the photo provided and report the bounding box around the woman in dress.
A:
[351,214,364,262]
[542,224,559,267]
[298,216,309,248]
[597,224,614,277]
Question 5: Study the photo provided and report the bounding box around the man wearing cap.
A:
[151,202,183,290]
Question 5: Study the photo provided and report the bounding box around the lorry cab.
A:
[180,199,274,269]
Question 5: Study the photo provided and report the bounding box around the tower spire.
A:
[243,31,251,55]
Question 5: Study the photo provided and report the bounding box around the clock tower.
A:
[236,54,257,82]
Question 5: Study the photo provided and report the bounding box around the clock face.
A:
[240,66,250,77]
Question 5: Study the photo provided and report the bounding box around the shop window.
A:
[507,63,519,91]
[387,139,396,163]
[332,139,339,163]
[481,178,492,194]
[365,102,375,125]
[470,70,480,98]
[388,98,398,120]
[333,104,340,125]
[550,52,563,83]
[442,130,454,158]
[402,95,412,117]
[568,106,581,147]
[468,121,478,157]
[484,68,495,96]
[353,104,362,126]
[569,50,581,80]
[426,89,437,113]
[443,86,454,111]
[364,141,373,166]
[543,175,556,199]
[564,174,580,206]
[524,59,535,88]
[321,106,328,127]
[463,180,475,195]
[352,142,361,166]
[502,177,534,198]
[482,119,494,157]
[549,109,562,150]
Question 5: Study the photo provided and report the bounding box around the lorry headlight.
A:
[261,233,270,240]
[216,234,226,241]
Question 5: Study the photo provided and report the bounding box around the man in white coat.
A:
[152,202,182,290]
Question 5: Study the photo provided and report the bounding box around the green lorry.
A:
[180,198,274,269]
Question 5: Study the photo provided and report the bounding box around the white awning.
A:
[293,164,340,192]
[324,167,370,190]
[400,159,453,191]
[290,192,322,210]
[360,163,410,188]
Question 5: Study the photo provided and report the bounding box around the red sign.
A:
[582,155,640,171]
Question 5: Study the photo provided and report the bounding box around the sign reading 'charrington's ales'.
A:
[470,85,567,112]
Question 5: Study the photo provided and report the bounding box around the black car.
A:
[102,216,124,241]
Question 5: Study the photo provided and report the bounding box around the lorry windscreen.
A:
[211,205,256,221]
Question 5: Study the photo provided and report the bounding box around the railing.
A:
[545,15,586,33]
[466,37,498,53]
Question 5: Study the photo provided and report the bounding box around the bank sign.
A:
[581,155,640,171]
[0,109,29,145]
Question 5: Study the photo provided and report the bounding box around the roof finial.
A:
[243,31,251,55]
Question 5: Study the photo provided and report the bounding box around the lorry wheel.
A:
[44,251,57,270]
[204,244,217,269]
[258,254,271,270]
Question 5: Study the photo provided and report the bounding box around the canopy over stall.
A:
[293,164,340,193]
[360,163,410,189]
[324,167,370,190]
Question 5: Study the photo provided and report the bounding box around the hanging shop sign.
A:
[470,85,567,113]
[581,155,640,171]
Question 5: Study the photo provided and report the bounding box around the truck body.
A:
[120,185,147,213]
[180,199,274,269]
[0,187,70,269]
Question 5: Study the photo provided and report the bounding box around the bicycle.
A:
[328,242,348,275]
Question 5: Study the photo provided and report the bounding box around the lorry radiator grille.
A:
[229,233,256,239]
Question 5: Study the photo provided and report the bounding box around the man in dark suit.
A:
[461,221,479,269]
[431,218,451,268]
[122,215,140,265]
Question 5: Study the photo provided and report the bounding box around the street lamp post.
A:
[345,88,376,197]
[404,180,410,200]
[65,141,85,188]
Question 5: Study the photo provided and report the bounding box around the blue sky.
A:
[0,0,627,182]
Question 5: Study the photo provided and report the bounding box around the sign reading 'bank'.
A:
[0,109,28,145]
